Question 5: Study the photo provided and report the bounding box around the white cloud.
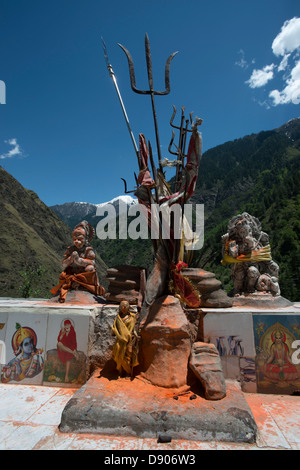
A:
[244,17,300,106]
[272,17,300,56]
[246,64,275,88]
[235,49,248,69]
[278,53,290,72]
[235,49,255,69]
[0,138,24,159]
[269,59,300,105]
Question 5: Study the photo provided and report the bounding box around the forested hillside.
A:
[0,167,107,298]
[191,118,300,301]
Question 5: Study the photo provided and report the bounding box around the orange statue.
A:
[51,220,105,303]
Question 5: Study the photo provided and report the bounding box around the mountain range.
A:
[51,195,137,229]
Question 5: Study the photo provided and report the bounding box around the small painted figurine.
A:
[62,221,96,275]
[51,220,105,302]
[111,300,139,377]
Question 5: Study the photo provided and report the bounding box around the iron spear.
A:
[101,37,141,167]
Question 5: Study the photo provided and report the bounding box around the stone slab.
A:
[59,371,257,443]
[232,294,293,309]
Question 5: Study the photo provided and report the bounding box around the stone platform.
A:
[59,370,257,443]
[232,293,293,309]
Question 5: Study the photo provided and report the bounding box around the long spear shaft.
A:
[101,37,140,165]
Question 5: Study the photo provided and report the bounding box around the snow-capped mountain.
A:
[50,195,138,228]
[95,195,137,215]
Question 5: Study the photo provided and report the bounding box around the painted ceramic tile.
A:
[203,312,255,357]
[43,309,89,387]
[1,310,48,385]
[0,311,8,364]
[253,314,300,394]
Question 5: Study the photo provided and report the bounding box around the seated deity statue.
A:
[62,221,96,275]
[51,220,105,302]
[221,212,280,296]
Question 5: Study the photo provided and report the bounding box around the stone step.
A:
[58,373,257,443]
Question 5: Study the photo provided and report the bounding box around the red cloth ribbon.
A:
[171,262,201,308]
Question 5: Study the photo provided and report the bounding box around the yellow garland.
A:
[221,244,272,266]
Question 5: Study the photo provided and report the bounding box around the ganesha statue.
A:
[221,212,280,297]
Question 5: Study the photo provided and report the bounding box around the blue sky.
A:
[0,0,299,206]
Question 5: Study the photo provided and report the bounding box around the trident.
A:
[118,34,178,173]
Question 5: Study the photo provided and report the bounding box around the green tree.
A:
[19,265,46,298]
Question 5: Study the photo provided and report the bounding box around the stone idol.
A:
[50,220,106,304]
[221,212,292,307]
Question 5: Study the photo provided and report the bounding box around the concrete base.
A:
[48,290,107,305]
[232,293,293,308]
[59,370,257,443]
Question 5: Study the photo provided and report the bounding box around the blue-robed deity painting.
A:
[1,323,44,383]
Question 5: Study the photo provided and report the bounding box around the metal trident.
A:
[168,106,203,192]
[118,34,178,173]
[168,105,192,192]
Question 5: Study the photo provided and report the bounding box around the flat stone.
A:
[232,293,293,309]
[106,265,144,280]
[201,289,234,308]
[106,289,140,304]
[197,278,222,293]
[48,290,106,305]
[59,372,257,443]
[181,268,216,281]
[106,278,138,289]
[189,342,227,400]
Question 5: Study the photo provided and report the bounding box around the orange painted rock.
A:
[181,268,233,308]
[139,295,191,388]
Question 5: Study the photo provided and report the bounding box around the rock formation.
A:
[189,342,227,400]
[181,267,233,308]
[105,265,146,308]
[139,295,191,388]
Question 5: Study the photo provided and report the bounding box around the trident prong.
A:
[118,34,178,173]
[168,105,202,192]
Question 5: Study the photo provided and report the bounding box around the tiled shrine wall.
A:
[0,300,299,395]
